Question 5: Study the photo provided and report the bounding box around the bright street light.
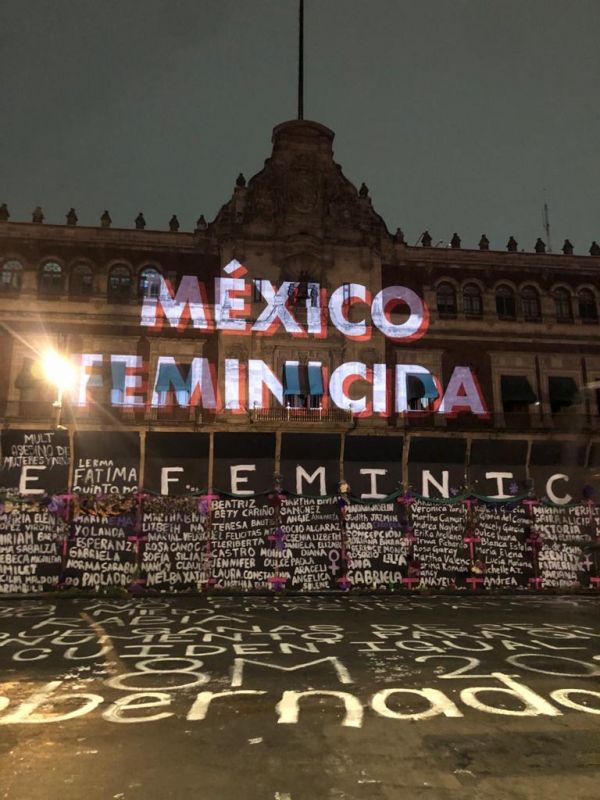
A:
[40,349,77,427]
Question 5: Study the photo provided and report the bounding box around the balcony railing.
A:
[251,406,353,424]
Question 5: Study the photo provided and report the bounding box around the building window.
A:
[520,286,541,321]
[108,265,132,303]
[307,362,324,407]
[495,285,516,319]
[154,362,191,406]
[500,375,538,413]
[0,260,23,293]
[463,283,482,317]
[70,263,93,297]
[39,262,64,295]
[436,282,457,318]
[578,289,598,323]
[282,362,324,409]
[138,267,162,299]
[548,376,579,414]
[554,288,573,322]
[407,373,440,411]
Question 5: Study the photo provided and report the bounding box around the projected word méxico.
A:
[74,263,488,418]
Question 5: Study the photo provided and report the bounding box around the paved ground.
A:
[0,594,599,800]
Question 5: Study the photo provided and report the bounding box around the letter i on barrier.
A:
[199,489,219,589]
[523,498,543,589]
[128,491,148,590]
[336,483,352,590]
[398,492,420,590]
[267,476,288,592]
[462,498,484,590]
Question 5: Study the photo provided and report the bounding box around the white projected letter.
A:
[76,353,103,407]
[438,366,487,417]
[371,286,428,341]
[140,276,209,330]
[329,362,369,414]
[329,284,369,340]
[252,281,303,335]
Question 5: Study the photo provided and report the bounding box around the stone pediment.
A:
[212,120,390,245]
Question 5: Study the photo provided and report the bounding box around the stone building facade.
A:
[1,119,600,496]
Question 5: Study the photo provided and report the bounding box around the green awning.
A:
[548,376,578,403]
[501,375,537,405]
[111,360,127,392]
[307,363,324,396]
[407,373,439,401]
[155,363,188,393]
[283,362,301,396]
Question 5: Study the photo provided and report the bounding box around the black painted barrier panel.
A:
[213,432,275,495]
[144,432,209,495]
[279,496,341,591]
[210,496,274,590]
[345,500,411,589]
[0,429,69,592]
[533,505,596,589]
[142,499,209,591]
[66,432,140,590]
[280,433,341,496]
[344,435,403,499]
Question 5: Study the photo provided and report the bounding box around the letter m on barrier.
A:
[141,276,210,330]
[230,657,353,687]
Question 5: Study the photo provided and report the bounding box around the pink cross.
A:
[462,499,477,512]
[528,576,543,588]
[398,496,415,507]
[402,576,420,589]
[128,534,147,544]
[466,576,484,590]
[267,576,288,591]
[336,575,352,589]
[589,577,600,588]
[201,489,220,503]
[522,499,538,513]
[463,535,481,544]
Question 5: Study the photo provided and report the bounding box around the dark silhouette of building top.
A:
[212,119,390,245]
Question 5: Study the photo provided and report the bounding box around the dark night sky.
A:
[1,0,599,252]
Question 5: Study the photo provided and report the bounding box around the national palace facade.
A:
[1,119,600,499]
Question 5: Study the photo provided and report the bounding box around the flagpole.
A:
[298,0,304,119]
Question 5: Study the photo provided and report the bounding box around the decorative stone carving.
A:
[212,120,390,245]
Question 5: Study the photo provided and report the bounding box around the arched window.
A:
[108,265,132,303]
[495,285,516,319]
[521,286,541,321]
[554,287,573,322]
[0,260,23,293]
[70,263,93,296]
[436,282,457,317]
[578,289,598,323]
[138,266,162,299]
[39,261,64,295]
[463,283,482,317]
